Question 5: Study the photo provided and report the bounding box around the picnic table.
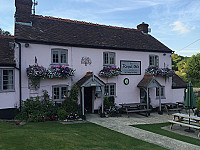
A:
[161,103,181,115]
[176,102,195,114]
[168,113,200,137]
[119,103,151,117]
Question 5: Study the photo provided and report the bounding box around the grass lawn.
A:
[132,122,200,146]
[0,121,166,150]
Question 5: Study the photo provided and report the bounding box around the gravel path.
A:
[86,113,200,150]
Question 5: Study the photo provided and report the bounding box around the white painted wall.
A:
[12,42,185,110]
[172,88,185,103]
[0,68,19,109]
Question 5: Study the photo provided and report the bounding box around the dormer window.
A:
[149,55,159,67]
[103,52,115,66]
[51,49,68,65]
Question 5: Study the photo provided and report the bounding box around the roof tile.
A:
[15,15,172,52]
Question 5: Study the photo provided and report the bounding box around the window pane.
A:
[110,85,115,96]
[105,85,109,96]
[53,87,59,99]
[61,51,67,63]
[109,53,115,65]
[156,87,164,97]
[3,70,8,75]
[156,87,159,96]
[53,51,59,63]
[155,56,159,67]
[161,87,164,96]
[104,53,108,65]
[3,70,14,90]
[61,87,67,99]
[149,56,154,66]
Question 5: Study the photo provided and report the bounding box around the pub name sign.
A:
[120,60,141,75]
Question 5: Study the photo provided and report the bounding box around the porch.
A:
[76,72,105,119]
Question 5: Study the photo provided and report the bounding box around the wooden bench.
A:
[119,103,151,117]
[168,120,200,137]
[161,103,181,115]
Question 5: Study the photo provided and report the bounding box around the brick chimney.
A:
[15,0,33,24]
[137,22,149,34]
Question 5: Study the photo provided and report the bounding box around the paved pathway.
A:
[86,113,200,150]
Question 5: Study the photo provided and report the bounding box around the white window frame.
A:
[104,83,116,97]
[51,49,68,65]
[103,52,115,66]
[52,85,68,102]
[0,68,15,92]
[149,55,159,67]
[156,86,165,99]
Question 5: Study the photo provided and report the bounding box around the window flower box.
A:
[99,66,121,78]
[145,66,174,77]
[26,64,75,89]
[46,65,75,79]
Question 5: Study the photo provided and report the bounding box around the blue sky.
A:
[0,0,199,56]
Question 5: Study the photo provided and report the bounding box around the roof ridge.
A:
[34,15,138,31]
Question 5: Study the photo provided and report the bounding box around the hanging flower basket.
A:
[99,66,121,78]
[145,66,174,77]
[26,64,46,89]
[46,65,75,79]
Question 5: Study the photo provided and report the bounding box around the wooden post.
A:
[81,87,85,116]
[159,86,161,112]
[147,88,149,110]
[101,86,104,116]
[92,87,95,113]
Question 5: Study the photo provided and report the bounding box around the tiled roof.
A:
[172,74,187,89]
[0,35,15,66]
[138,74,187,89]
[15,15,172,53]
[76,72,105,87]
[137,77,153,88]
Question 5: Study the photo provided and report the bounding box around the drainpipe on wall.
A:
[16,42,22,111]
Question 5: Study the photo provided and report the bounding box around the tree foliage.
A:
[0,28,11,36]
[171,54,189,71]
[185,53,200,83]
[171,53,189,82]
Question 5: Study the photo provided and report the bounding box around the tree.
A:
[185,53,200,83]
[171,54,184,71]
[0,28,11,36]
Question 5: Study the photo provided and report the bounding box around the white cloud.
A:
[171,21,190,34]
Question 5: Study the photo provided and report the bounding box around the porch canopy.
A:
[76,72,105,119]
[137,75,162,113]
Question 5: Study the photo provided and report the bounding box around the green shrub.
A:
[69,84,79,102]
[104,96,114,109]
[15,90,59,122]
[15,84,81,122]
[197,98,200,111]
[62,84,81,116]
[62,97,81,114]
[58,109,67,120]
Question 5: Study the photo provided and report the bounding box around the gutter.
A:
[15,38,173,54]
[15,42,22,111]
